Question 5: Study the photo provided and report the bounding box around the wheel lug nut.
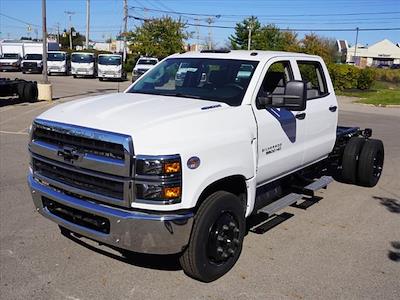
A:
[233,228,240,233]
[221,252,228,259]
[222,225,229,231]
[217,235,224,242]
[229,222,235,228]
[228,248,234,254]
[217,247,223,253]
[233,238,240,245]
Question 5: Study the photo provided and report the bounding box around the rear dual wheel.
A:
[341,137,384,187]
[180,191,245,282]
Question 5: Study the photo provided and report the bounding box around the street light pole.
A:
[353,27,359,65]
[247,25,252,50]
[85,0,90,49]
[41,0,48,84]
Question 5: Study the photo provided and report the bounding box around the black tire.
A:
[99,77,104,81]
[341,137,365,184]
[357,139,384,187]
[180,191,245,282]
[24,83,38,102]
[17,82,26,99]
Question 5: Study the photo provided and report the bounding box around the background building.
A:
[337,39,400,67]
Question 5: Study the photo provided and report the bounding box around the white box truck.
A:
[71,52,96,78]
[21,43,43,74]
[97,53,126,81]
[0,42,24,71]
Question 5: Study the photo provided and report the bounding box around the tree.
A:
[229,16,262,50]
[127,17,189,59]
[59,27,86,49]
[280,31,300,52]
[258,24,285,50]
[229,18,300,52]
[300,34,336,64]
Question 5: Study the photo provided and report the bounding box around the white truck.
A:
[28,50,384,282]
[21,43,43,74]
[131,56,158,82]
[71,52,96,78]
[97,53,126,81]
[47,51,70,76]
[0,43,24,71]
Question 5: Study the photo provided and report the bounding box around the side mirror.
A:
[256,80,306,111]
[278,80,307,111]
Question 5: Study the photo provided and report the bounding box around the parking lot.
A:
[0,72,399,300]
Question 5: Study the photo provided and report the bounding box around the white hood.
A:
[37,93,235,154]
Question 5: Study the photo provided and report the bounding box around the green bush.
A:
[123,57,135,73]
[357,68,375,90]
[327,64,375,91]
[374,69,400,83]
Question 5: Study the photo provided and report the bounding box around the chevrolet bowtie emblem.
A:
[57,146,81,162]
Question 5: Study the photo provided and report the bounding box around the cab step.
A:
[257,176,333,216]
[292,175,333,197]
[258,192,303,216]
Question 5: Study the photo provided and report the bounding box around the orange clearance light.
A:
[163,187,181,199]
[164,161,181,174]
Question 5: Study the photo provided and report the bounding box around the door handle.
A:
[329,105,337,112]
[295,112,306,120]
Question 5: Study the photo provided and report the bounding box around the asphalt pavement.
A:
[0,72,399,300]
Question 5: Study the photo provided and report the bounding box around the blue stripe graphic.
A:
[266,108,297,143]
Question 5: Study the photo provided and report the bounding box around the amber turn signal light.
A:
[163,161,181,174]
[163,186,181,199]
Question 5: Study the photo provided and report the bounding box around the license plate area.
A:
[42,197,110,234]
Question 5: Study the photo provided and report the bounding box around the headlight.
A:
[136,156,181,176]
[135,155,182,204]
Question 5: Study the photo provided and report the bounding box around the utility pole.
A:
[55,22,60,44]
[123,0,128,61]
[64,11,75,50]
[85,0,90,49]
[207,17,213,50]
[194,18,200,50]
[42,0,49,84]
[247,25,252,50]
[353,27,359,65]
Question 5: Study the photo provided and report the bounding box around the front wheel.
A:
[180,191,245,282]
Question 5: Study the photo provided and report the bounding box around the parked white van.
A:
[97,54,126,81]
[71,52,96,78]
[47,51,70,75]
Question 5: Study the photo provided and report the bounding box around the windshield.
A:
[48,52,66,61]
[1,53,19,59]
[98,55,121,65]
[71,53,94,63]
[25,54,42,60]
[127,58,258,106]
[137,58,157,65]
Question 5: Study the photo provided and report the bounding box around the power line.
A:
[130,16,400,32]
[129,5,221,18]
[0,13,40,27]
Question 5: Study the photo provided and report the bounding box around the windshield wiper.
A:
[166,93,202,100]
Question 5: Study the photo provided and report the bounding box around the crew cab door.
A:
[251,58,306,185]
[293,59,338,165]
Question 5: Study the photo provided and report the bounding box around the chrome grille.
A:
[29,119,134,208]
[33,158,124,200]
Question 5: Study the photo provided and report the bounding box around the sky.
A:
[0,0,399,47]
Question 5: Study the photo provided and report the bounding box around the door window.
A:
[256,61,293,109]
[297,61,328,100]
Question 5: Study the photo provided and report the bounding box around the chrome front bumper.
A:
[28,174,193,254]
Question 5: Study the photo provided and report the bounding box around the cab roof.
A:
[173,50,321,62]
